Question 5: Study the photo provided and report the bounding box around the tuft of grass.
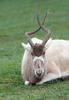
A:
[0,0,69,100]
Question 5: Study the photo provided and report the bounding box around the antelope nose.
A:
[36,71,42,76]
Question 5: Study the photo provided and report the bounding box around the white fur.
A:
[33,56,44,63]
[21,38,69,85]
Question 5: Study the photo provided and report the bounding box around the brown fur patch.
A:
[33,43,44,57]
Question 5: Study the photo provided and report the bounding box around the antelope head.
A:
[22,6,51,80]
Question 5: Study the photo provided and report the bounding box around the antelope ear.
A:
[21,42,31,51]
[21,42,28,49]
[45,38,52,49]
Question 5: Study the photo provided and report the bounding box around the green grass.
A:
[0,0,69,100]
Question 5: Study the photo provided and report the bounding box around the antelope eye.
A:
[43,51,45,55]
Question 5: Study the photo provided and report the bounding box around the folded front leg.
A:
[37,73,61,85]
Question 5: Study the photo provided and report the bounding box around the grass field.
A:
[0,0,69,100]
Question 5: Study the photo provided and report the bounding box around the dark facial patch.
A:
[33,43,44,57]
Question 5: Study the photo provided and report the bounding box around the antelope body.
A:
[21,38,69,85]
[21,4,69,85]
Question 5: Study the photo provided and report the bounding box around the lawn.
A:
[0,0,69,100]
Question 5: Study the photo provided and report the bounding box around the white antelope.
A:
[21,8,69,85]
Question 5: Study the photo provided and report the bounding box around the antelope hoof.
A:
[25,81,30,85]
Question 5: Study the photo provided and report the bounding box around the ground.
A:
[0,0,69,100]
